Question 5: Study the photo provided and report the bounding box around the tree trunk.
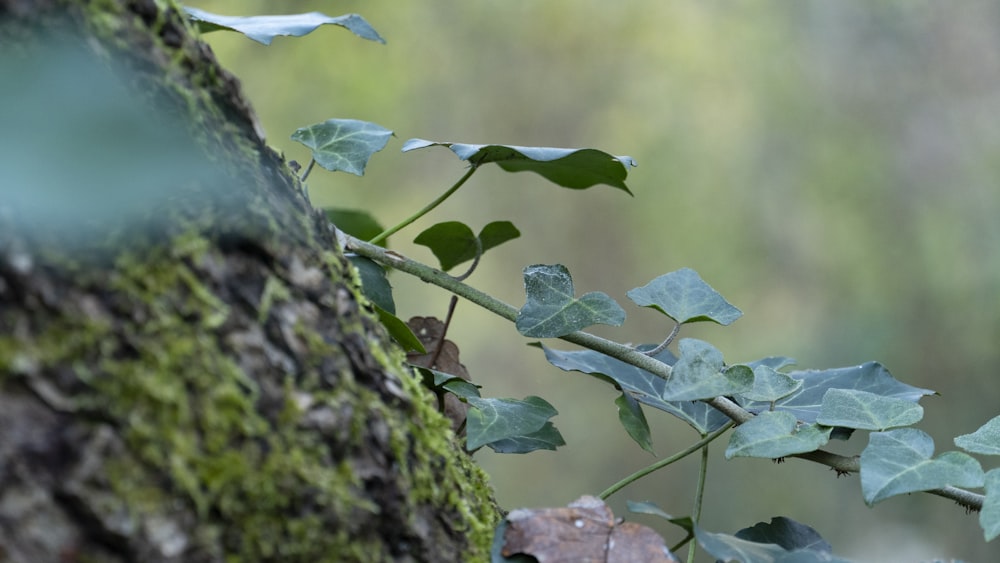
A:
[0,1,499,562]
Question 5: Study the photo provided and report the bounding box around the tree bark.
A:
[0,1,499,562]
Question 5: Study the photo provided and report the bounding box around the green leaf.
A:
[535,343,731,434]
[696,527,852,563]
[184,8,386,45]
[348,256,395,314]
[615,393,654,454]
[739,362,935,424]
[374,306,426,353]
[466,396,559,451]
[741,365,803,403]
[816,389,923,431]
[626,268,742,325]
[291,119,393,176]
[326,209,386,245]
[954,415,1000,455]
[626,501,694,534]
[412,221,519,271]
[734,517,833,554]
[725,411,832,459]
[662,339,753,401]
[981,469,1000,541]
[860,428,985,506]
[402,138,635,193]
[414,366,482,399]
[485,422,565,454]
[515,264,625,338]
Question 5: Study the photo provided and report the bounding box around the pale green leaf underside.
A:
[627,267,742,325]
[401,138,635,192]
[981,469,1000,541]
[291,119,393,176]
[954,415,1000,455]
[185,8,385,45]
[516,264,625,337]
[725,411,832,459]
[860,428,985,506]
[817,388,923,431]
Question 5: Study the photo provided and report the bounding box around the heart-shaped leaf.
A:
[954,415,1000,455]
[291,119,393,176]
[515,264,625,338]
[466,396,559,451]
[402,138,635,193]
[535,343,731,434]
[414,220,520,271]
[616,393,654,454]
[627,268,742,326]
[981,469,1000,541]
[725,411,832,459]
[184,8,385,45]
[816,388,923,431]
[860,428,985,505]
[662,339,753,401]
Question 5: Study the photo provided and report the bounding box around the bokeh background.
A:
[190,1,1000,560]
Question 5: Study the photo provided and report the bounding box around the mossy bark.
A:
[0,1,500,561]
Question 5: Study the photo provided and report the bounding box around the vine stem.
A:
[342,233,987,513]
[368,165,478,245]
[598,422,734,500]
[686,436,711,563]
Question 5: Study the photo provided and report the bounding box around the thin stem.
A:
[643,322,680,357]
[686,437,711,563]
[368,166,478,245]
[300,158,317,182]
[598,422,734,500]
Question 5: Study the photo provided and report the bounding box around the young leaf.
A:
[535,343,731,434]
[515,264,625,338]
[291,119,393,176]
[661,339,753,401]
[485,422,566,454]
[626,268,742,326]
[739,362,935,424]
[466,396,559,451]
[981,469,1000,541]
[401,138,636,193]
[326,208,386,245]
[725,411,832,459]
[184,8,386,45]
[816,389,924,431]
[741,364,802,403]
[615,393,654,454]
[860,428,985,506]
[954,415,1000,455]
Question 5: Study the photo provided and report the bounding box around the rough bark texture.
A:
[0,1,499,561]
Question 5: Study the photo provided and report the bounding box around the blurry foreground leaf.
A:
[185,8,385,45]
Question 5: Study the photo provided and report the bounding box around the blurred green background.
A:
[190,1,1000,560]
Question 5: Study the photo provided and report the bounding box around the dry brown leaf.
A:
[502,495,678,563]
[406,316,470,433]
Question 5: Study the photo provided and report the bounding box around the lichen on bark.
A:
[0,1,500,561]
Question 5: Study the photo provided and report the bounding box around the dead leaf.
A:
[406,316,470,433]
[502,495,678,563]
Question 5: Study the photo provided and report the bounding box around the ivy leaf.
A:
[326,208,385,245]
[696,526,852,563]
[627,268,742,326]
[402,138,636,193]
[615,393,654,454]
[739,362,935,424]
[860,428,985,506]
[291,119,393,176]
[415,366,481,400]
[816,389,924,431]
[414,220,520,271]
[485,422,565,454]
[515,264,625,338]
[734,517,834,554]
[534,343,730,434]
[466,396,559,451]
[662,339,753,401]
[725,411,832,459]
[981,469,1000,541]
[954,415,1000,455]
[348,256,395,314]
[184,8,386,45]
[373,306,425,353]
[741,365,803,403]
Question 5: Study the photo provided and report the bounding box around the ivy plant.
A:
[189,7,1000,562]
